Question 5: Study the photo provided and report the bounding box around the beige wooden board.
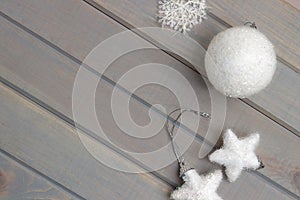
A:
[1,0,299,136]
[0,3,299,198]
[0,83,172,200]
[0,152,75,200]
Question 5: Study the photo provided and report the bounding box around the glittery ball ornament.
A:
[204,26,277,98]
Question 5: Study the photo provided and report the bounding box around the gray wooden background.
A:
[0,0,299,199]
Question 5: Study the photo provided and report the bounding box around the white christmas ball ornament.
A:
[204,26,277,98]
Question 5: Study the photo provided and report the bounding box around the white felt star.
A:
[171,169,223,200]
[209,129,261,182]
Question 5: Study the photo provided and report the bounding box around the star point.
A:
[209,129,261,182]
[171,169,223,200]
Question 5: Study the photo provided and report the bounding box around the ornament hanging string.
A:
[165,108,264,176]
[244,21,257,29]
[166,108,264,200]
[165,108,210,176]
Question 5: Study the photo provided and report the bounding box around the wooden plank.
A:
[93,0,300,72]
[0,1,299,198]
[88,0,300,135]
[1,1,298,198]
[0,83,172,200]
[0,79,295,200]
[130,54,300,196]
[0,152,75,200]
[285,0,300,10]
[1,0,299,136]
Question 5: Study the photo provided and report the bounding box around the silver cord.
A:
[166,107,264,175]
[257,156,265,170]
[244,21,257,29]
[165,108,210,165]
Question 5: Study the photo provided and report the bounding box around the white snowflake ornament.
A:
[171,169,223,200]
[158,0,207,33]
[209,129,262,182]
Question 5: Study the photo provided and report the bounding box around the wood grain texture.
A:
[0,83,172,200]
[0,76,295,200]
[2,0,299,136]
[89,0,300,135]
[285,0,300,10]
[90,0,300,71]
[129,51,300,196]
[0,152,75,200]
[0,3,299,198]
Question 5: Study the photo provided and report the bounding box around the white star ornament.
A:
[171,169,223,200]
[209,129,261,182]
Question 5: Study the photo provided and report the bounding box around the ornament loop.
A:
[244,21,257,29]
[166,108,210,165]
[257,156,265,170]
[179,160,193,177]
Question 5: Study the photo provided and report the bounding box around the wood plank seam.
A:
[249,170,300,200]
[0,150,79,199]
[80,0,300,135]
[2,0,299,142]
[1,67,295,198]
[0,10,179,187]
[0,10,299,198]
[81,0,300,136]
[0,81,173,200]
[1,64,299,200]
[240,98,300,138]
[0,149,85,200]
[83,0,300,76]
[284,0,300,11]
[1,0,299,137]
[0,75,177,188]
[0,10,211,147]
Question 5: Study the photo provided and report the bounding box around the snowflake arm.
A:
[158,0,207,33]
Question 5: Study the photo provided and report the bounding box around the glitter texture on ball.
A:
[204,26,277,98]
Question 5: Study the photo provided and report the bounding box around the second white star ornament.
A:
[171,169,223,200]
[209,129,261,182]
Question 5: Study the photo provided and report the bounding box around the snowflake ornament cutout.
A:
[209,129,261,182]
[171,169,223,200]
[158,0,207,33]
